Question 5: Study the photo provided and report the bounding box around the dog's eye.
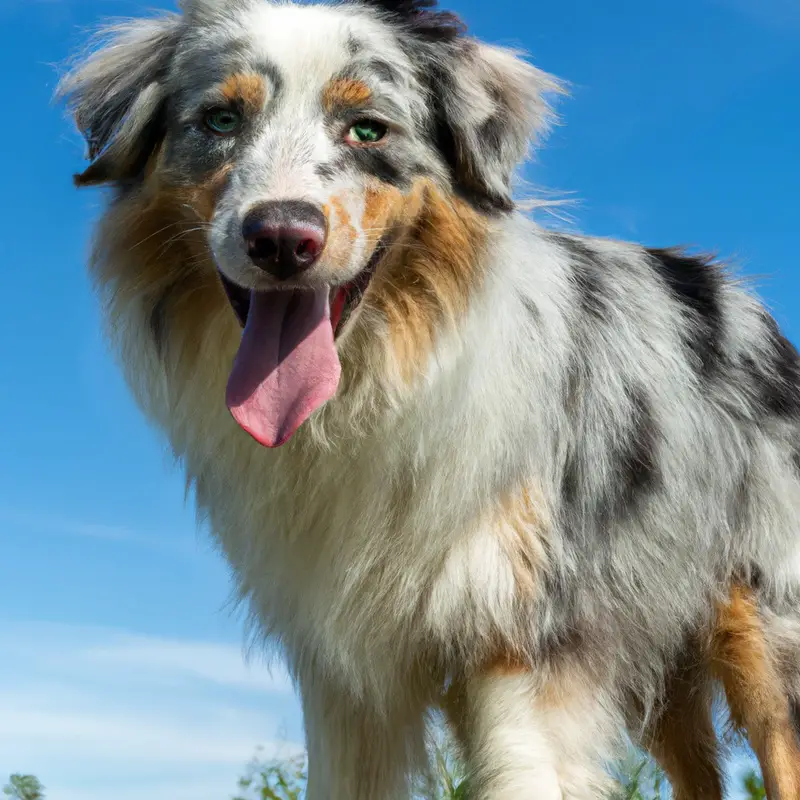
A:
[204,108,242,136]
[346,120,388,146]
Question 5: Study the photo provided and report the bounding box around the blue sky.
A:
[0,0,798,797]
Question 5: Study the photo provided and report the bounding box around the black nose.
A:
[242,201,327,281]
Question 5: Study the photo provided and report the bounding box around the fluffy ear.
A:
[57,15,182,187]
[431,41,564,212]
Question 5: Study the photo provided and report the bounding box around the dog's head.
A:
[60,0,560,447]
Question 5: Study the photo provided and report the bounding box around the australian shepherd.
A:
[59,0,800,796]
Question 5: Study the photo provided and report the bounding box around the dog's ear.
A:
[430,41,564,212]
[57,15,182,187]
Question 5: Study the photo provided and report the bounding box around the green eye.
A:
[347,120,388,145]
[204,108,242,135]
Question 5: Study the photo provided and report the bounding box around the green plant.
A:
[3,775,44,800]
[742,769,766,800]
[429,735,469,799]
[609,749,667,800]
[233,750,306,800]
[234,740,765,800]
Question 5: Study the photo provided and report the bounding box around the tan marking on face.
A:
[331,196,356,242]
[220,73,267,112]
[91,153,236,391]
[367,181,489,381]
[321,78,371,113]
[320,182,422,303]
[322,193,358,271]
[360,183,411,251]
[711,584,800,799]
[179,162,235,223]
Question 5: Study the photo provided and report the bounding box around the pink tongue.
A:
[225,288,341,447]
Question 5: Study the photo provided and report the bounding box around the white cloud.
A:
[0,506,134,542]
[0,701,268,766]
[0,621,303,797]
[0,504,200,558]
[84,631,294,694]
[0,620,293,695]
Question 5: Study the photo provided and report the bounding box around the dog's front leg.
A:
[445,663,620,799]
[301,673,426,800]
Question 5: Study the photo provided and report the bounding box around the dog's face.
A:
[169,3,455,326]
[60,0,559,446]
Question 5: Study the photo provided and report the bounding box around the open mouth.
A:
[218,238,388,338]
[218,239,389,449]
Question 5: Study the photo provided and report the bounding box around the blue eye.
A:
[204,108,242,135]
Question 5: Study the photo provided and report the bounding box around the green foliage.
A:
[231,735,472,800]
[428,735,469,799]
[609,750,668,800]
[233,750,306,800]
[742,769,766,800]
[2,775,44,800]
[233,741,766,800]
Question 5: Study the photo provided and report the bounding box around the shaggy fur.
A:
[59,0,800,796]
[647,584,800,799]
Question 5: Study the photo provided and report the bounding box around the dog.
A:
[59,0,800,796]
